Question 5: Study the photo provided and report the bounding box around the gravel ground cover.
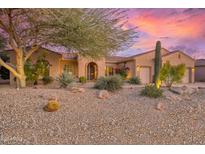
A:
[0,85,205,144]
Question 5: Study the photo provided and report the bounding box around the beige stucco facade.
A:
[9,48,62,85]
[4,47,195,85]
[162,51,195,83]
[7,47,106,85]
[77,56,106,80]
[105,48,195,84]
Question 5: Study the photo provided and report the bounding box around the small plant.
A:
[160,62,186,88]
[128,76,141,84]
[42,76,53,85]
[57,71,74,88]
[43,99,60,112]
[79,76,86,84]
[94,75,123,91]
[141,84,163,98]
[115,67,129,79]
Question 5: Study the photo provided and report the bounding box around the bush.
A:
[79,76,86,84]
[94,75,123,91]
[115,67,129,79]
[42,76,53,85]
[160,62,186,88]
[43,99,60,112]
[24,55,50,85]
[24,59,38,83]
[128,76,141,84]
[141,84,163,98]
[57,71,74,88]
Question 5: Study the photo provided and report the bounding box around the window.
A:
[105,66,114,76]
[64,64,74,75]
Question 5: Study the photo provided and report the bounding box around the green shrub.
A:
[57,72,74,88]
[42,76,54,85]
[141,84,163,98]
[116,67,129,79]
[79,76,86,84]
[35,56,50,78]
[160,61,186,88]
[94,75,123,91]
[24,55,50,85]
[24,59,38,83]
[128,76,141,84]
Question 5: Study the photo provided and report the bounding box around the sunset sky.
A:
[118,8,205,59]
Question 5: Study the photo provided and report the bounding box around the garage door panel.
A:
[140,67,150,84]
[182,68,190,83]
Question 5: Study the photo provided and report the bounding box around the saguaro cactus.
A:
[154,41,162,87]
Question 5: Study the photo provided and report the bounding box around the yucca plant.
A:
[94,75,123,91]
[57,72,74,88]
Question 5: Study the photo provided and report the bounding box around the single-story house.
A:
[106,48,195,84]
[195,59,205,82]
[1,47,195,85]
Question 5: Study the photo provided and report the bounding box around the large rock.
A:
[98,90,110,99]
[156,102,165,111]
[70,87,85,93]
[170,86,198,95]
[163,89,182,102]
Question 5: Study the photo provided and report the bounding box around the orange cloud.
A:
[128,11,204,39]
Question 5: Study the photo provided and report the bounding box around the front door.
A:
[87,62,97,80]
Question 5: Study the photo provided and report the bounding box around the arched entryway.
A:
[87,62,98,80]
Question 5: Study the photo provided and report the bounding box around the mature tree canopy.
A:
[0,8,137,87]
[0,8,137,58]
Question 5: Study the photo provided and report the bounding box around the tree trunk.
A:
[16,49,26,88]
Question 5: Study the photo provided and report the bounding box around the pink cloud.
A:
[122,9,205,58]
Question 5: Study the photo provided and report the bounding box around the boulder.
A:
[78,88,85,93]
[98,90,109,99]
[156,102,165,111]
[163,89,182,102]
[170,86,198,95]
[70,87,85,93]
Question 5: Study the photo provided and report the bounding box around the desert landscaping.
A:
[0,8,205,146]
[1,83,205,144]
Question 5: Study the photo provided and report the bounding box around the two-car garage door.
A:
[139,67,151,84]
[182,68,190,83]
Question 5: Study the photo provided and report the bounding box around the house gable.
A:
[162,51,195,67]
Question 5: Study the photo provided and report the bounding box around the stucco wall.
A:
[77,56,106,79]
[133,48,169,80]
[9,48,62,85]
[162,52,195,83]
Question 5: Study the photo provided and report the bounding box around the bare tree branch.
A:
[0,57,21,79]
[24,45,40,61]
